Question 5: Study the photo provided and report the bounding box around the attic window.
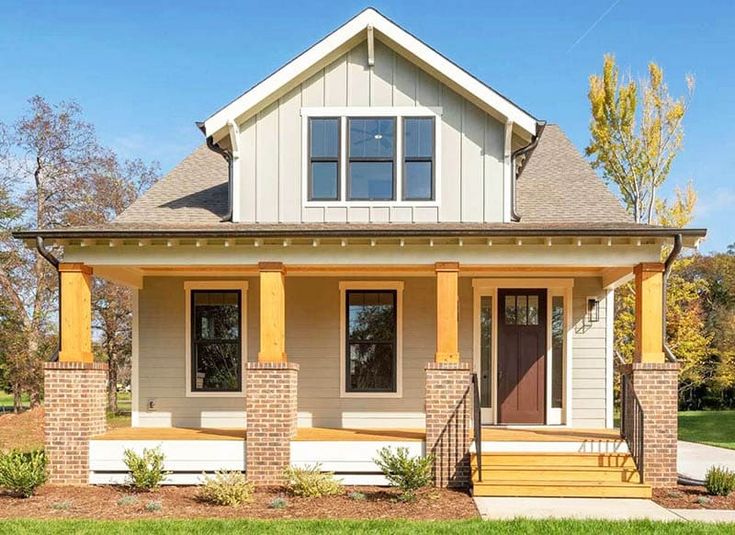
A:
[308,118,340,201]
[348,117,396,200]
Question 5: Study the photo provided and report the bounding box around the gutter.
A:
[662,233,683,363]
[197,122,234,222]
[35,237,61,362]
[510,121,547,222]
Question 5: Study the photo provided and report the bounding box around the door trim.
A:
[472,278,574,426]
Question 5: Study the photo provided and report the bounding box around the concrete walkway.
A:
[671,509,735,523]
[679,440,735,482]
[474,497,679,521]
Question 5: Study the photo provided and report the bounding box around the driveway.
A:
[679,440,735,482]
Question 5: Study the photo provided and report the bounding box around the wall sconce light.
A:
[586,297,600,323]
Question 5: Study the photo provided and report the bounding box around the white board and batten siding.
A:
[235,39,506,224]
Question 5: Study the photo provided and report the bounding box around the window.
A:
[340,281,403,398]
[551,296,564,409]
[503,294,539,326]
[185,281,247,397]
[308,118,340,200]
[301,107,441,205]
[403,117,434,200]
[191,290,242,393]
[348,118,395,200]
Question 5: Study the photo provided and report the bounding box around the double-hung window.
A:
[305,109,438,204]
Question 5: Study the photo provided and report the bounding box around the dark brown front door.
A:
[497,289,547,424]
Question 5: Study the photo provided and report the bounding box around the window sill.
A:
[340,391,403,399]
[304,200,439,208]
[185,391,246,398]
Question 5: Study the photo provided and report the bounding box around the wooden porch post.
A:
[435,262,460,363]
[258,261,287,363]
[58,263,93,363]
[633,262,665,363]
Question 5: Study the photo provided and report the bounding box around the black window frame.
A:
[347,116,397,201]
[190,289,243,393]
[402,116,435,201]
[344,289,398,394]
[307,117,341,201]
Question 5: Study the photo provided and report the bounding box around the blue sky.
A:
[1,1,732,251]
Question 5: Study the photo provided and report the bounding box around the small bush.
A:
[123,447,169,491]
[373,447,434,502]
[0,449,47,498]
[268,496,287,509]
[196,471,254,506]
[116,495,139,507]
[705,465,735,496]
[145,500,162,512]
[348,491,366,501]
[50,500,71,511]
[284,464,343,497]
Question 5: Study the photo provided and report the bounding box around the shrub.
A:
[196,471,255,506]
[348,491,366,501]
[117,495,139,507]
[123,447,169,491]
[0,449,47,498]
[705,465,735,496]
[269,496,287,509]
[373,447,434,502]
[284,464,343,497]
[145,500,162,512]
[50,500,71,511]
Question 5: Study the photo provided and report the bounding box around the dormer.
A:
[200,8,540,224]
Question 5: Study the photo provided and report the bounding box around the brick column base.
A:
[245,362,299,485]
[44,362,108,485]
[425,362,472,488]
[622,362,680,488]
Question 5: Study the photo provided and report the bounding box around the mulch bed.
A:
[0,485,478,520]
[653,485,735,510]
[0,408,44,452]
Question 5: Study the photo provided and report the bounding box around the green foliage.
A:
[283,464,343,497]
[123,447,169,491]
[116,495,139,507]
[268,497,287,509]
[196,471,254,506]
[705,465,735,496]
[373,447,434,502]
[0,449,47,498]
[144,501,162,512]
[348,491,366,501]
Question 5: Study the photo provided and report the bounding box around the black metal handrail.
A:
[471,373,482,482]
[620,372,645,482]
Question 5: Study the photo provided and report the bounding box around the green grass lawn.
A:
[679,410,735,450]
[0,519,732,535]
[0,390,30,411]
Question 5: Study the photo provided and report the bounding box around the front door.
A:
[497,289,547,424]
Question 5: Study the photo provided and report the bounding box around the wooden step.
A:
[472,480,652,498]
[473,465,641,483]
[473,452,635,467]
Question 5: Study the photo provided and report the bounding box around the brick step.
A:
[472,464,641,483]
[472,480,652,498]
[472,452,635,467]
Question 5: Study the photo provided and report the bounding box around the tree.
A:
[587,57,711,405]
[0,96,157,412]
[586,55,694,223]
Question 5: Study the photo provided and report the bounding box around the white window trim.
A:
[339,280,404,399]
[301,106,442,207]
[472,278,574,426]
[184,281,249,398]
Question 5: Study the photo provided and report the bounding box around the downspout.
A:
[197,122,234,222]
[662,233,683,363]
[510,121,547,222]
[35,236,61,362]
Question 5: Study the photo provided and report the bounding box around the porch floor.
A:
[92,426,618,442]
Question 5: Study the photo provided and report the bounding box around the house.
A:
[15,8,706,497]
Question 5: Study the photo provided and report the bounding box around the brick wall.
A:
[425,362,472,488]
[245,362,299,485]
[623,362,679,488]
[44,362,108,485]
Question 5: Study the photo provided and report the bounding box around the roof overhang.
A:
[201,8,538,142]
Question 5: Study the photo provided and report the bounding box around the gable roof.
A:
[201,8,537,141]
[111,124,631,229]
[516,125,631,224]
